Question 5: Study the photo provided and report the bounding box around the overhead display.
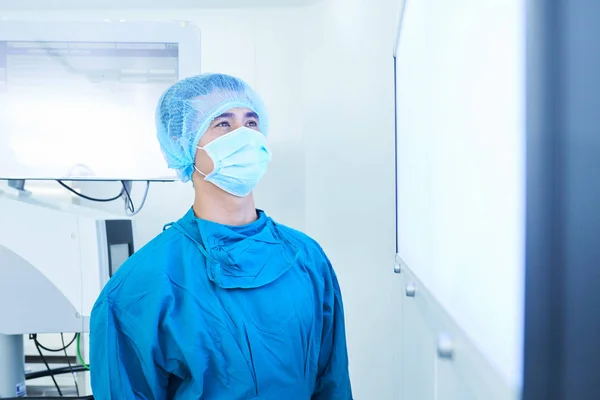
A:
[0,21,201,181]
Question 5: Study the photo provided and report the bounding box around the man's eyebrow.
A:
[214,112,235,120]
[212,111,259,123]
[245,111,259,120]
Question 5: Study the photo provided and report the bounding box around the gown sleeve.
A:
[90,299,168,400]
[312,256,353,400]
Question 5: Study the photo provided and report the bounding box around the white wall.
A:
[3,1,402,398]
[395,0,525,390]
[301,0,401,398]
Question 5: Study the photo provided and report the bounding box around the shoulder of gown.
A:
[94,226,198,308]
[270,220,340,289]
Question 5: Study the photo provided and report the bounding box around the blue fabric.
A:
[90,209,352,399]
[156,74,269,182]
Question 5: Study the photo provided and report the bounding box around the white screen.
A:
[395,0,525,389]
[0,39,179,180]
[109,243,130,276]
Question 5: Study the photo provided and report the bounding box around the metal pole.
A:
[0,334,26,398]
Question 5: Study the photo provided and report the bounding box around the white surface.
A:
[395,0,525,389]
[0,20,200,181]
[0,195,83,316]
[400,265,519,400]
[4,1,403,398]
[0,191,121,328]
[0,0,323,9]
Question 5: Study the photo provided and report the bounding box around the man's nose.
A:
[231,119,244,131]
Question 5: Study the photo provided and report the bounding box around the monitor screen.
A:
[109,243,131,276]
[0,36,189,181]
[105,219,134,277]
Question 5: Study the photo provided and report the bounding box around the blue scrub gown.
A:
[89,209,352,399]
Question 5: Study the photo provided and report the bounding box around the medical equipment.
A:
[0,20,201,181]
[0,186,135,398]
[0,20,202,396]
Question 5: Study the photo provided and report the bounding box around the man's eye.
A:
[216,121,230,127]
[247,120,258,127]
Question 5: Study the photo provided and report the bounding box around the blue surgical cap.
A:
[156,73,269,182]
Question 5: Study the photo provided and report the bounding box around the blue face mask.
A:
[195,127,272,197]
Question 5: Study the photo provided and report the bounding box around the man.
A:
[89,73,352,399]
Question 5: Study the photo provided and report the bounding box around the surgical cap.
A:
[156,73,269,182]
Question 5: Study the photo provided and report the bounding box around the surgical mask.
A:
[195,127,272,197]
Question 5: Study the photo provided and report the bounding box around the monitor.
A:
[0,21,201,181]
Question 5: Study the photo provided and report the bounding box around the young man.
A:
[89,73,352,399]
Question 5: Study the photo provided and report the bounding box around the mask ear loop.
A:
[194,165,208,177]
[194,146,209,177]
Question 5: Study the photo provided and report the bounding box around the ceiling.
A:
[0,0,322,10]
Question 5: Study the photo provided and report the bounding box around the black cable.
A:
[120,180,135,213]
[26,365,89,380]
[62,333,80,396]
[32,333,77,352]
[33,339,63,397]
[56,180,124,202]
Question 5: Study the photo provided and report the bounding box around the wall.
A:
[301,0,402,398]
[2,1,402,398]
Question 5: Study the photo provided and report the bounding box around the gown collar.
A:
[173,208,298,289]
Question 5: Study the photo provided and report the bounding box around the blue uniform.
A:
[90,209,352,399]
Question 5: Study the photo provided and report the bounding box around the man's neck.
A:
[192,181,258,226]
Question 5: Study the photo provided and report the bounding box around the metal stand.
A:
[0,334,25,398]
[7,179,30,198]
[7,180,25,192]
